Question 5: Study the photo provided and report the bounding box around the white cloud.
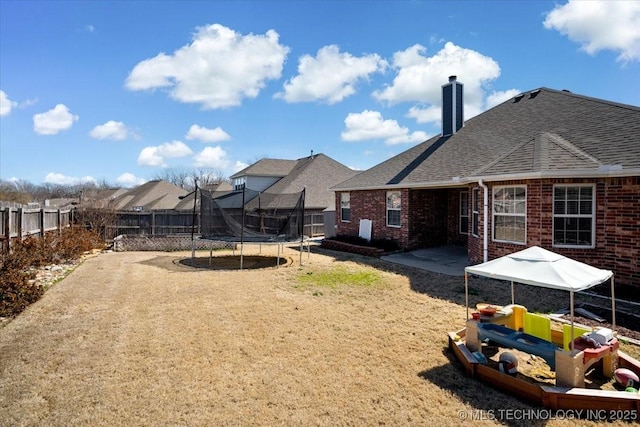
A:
[544,0,640,63]
[341,110,428,145]
[0,90,17,116]
[485,89,521,110]
[373,42,517,127]
[276,45,388,104]
[185,124,231,143]
[116,172,147,187]
[137,140,193,167]
[193,146,230,168]
[232,160,249,173]
[89,120,130,140]
[44,173,96,186]
[33,104,78,135]
[125,23,289,109]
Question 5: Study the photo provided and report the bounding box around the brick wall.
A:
[337,176,639,288]
[334,189,409,248]
[467,177,639,289]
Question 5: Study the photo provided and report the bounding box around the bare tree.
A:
[154,168,191,189]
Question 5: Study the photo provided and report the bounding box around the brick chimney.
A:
[442,75,463,136]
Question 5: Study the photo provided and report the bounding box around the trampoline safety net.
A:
[200,186,305,243]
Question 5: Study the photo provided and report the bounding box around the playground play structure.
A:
[449,246,640,411]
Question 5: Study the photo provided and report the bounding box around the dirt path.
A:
[0,247,637,426]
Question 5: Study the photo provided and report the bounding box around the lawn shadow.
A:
[309,245,571,315]
[418,348,551,427]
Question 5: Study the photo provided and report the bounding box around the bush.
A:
[0,227,105,318]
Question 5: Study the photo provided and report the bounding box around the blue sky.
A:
[1,0,639,187]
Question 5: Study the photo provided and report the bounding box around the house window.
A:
[472,188,479,237]
[553,185,594,247]
[233,177,246,191]
[493,186,526,244]
[340,193,351,222]
[459,191,469,234]
[386,191,401,227]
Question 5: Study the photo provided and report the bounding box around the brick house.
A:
[332,77,640,289]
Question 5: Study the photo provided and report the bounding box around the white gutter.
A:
[478,179,489,263]
[331,167,640,192]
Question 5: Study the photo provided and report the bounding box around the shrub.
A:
[0,227,105,318]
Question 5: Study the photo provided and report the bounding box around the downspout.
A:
[478,179,489,263]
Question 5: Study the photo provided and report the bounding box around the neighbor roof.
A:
[110,180,188,211]
[230,158,298,179]
[257,153,357,209]
[334,88,640,191]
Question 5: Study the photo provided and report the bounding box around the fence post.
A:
[18,207,24,241]
[40,208,45,239]
[2,208,8,253]
[57,209,62,235]
[151,211,156,235]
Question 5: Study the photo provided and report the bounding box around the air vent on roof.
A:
[514,93,525,102]
[562,89,572,93]
[529,89,541,98]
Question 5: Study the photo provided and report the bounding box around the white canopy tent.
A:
[464,246,615,348]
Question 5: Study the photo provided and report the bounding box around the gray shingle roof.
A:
[111,180,188,211]
[258,153,357,209]
[334,88,640,190]
[230,158,298,179]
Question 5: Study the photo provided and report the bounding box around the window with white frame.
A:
[340,192,351,222]
[493,186,526,243]
[472,188,479,237]
[553,185,595,247]
[232,177,246,191]
[386,191,401,227]
[460,191,469,234]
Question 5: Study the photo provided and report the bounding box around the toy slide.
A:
[477,322,559,369]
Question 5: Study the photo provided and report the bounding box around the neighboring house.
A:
[108,180,188,211]
[332,77,640,289]
[231,153,358,237]
[175,181,233,212]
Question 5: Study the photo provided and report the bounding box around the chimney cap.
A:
[448,75,457,82]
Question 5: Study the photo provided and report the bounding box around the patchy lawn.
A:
[0,246,637,426]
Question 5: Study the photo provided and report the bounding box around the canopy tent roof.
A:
[465,246,613,292]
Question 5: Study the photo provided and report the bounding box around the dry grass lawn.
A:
[1,245,638,426]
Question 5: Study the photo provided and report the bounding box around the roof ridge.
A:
[538,87,640,111]
[471,138,532,176]
[544,132,602,165]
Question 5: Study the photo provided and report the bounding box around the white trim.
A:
[332,168,640,192]
[552,183,596,249]
[386,190,401,228]
[339,192,351,223]
[492,185,527,245]
[471,187,480,238]
[459,191,469,234]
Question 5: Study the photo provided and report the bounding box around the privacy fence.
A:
[1,206,325,254]
[0,206,72,253]
[106,210,325,240]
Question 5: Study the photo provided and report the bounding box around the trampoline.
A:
[196,185,309,269]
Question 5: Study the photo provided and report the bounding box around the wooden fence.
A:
[0,207,325,253]
[0,206,72,253]
[105,210,326,239]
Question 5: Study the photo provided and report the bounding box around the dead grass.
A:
[0,245,637,426]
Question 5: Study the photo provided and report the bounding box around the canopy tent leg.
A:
[511,281,515,305]
[570,291,575,351]
[465,272,469,322]
[611,276,616,331]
